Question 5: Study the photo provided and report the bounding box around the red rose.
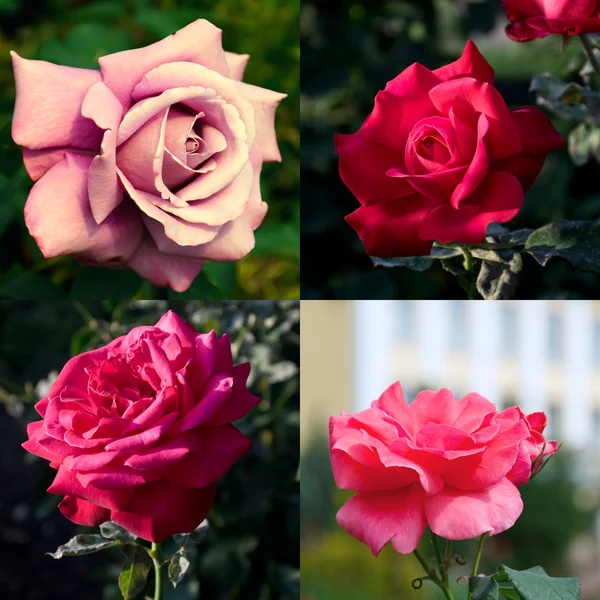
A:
[335,42,564,258]
[22,311,258,542]
[504,0,600,41]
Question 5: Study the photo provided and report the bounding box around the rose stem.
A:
[580,35,600,75]
[150,542,163,600]
[430,531,445,582]
[467,533,488,600]
[413,548,455,600]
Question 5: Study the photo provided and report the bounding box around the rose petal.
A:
[226,52,250,81]
[99,20,230,108]
[11,52,102,150]
[58,496,110,527]
[337,486,427,556]
[433,40,495,84]
[24,154,143,261]
[425,478,523,539]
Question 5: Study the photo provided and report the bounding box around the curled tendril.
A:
[455,555,468,566]
[411,578,424,590]
[457,575,469,586]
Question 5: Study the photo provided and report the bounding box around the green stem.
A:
[467,533,488,600]
[150,542,163,600]
[581,34,600,75]
[460,246,475,273]
[431,531,444,580]
[413,549,455,600]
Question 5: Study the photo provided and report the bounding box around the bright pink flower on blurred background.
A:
[329,382,557,555]
[11,20,285,291]
[503,0,600,42]
[23,311,258,542]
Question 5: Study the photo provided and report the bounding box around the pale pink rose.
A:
[11,20,285,291]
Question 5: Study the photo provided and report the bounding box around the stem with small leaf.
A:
[413,548,455,600]
[467,533,488,600]
[581,34,600,76]
[149,542,163,600]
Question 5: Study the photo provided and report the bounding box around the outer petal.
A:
[433,40,495,84]
[24,154,143,261]
[335,132,413,207]
[125,237,205,292]
[11,52,102,150]
[110,480,216,542]
[22,147,90,182]
[99,20,230,108]
[166,425,251,488]
[58,496,111,526]
[425,478,523,539]
[418,171,524,244]
[226,52,250,81]
[236,81,286,162]
[337,486,427,556]
[345,194,436,257]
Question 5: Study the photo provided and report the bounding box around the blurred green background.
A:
[0,0,299,300]
[0,300,299,599]
[301,0,600,299]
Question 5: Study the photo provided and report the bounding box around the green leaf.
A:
[167,272,224,300]
[48,534,121,558]
[203,262,237,297]
[470,575,500,600]
[168,553,191,588]
[530,73,589,121]
[173,519,210,546]
[371,245,462,271]
[476,252,523,300]
[118,544,152,600]
[567,122,600,167]
[525,220,600,271]
[0,269,68,300]
[100,521,137,542]
[70,267,144,300]
[499,565,580,600]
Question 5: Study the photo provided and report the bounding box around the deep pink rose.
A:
[504,0,600,42]
[329,382,557,555]
[335,42,564,258]
[22,311,258,542]
[11,20,285,291]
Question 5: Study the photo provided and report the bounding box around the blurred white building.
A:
[353,301,600,479]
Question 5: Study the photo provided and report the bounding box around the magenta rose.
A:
[11,20,285,291]
[22,311,258,542]
[329,382,557,555]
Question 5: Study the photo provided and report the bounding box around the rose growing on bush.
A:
[22,310,258,542]
[335,41,564,258]
[503,0,600,42]
[11,20,285,291]
[329,381,556,555]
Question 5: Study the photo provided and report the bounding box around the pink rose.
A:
[22,311,258,542]
[11,20,285,291]
[329,382,557,555]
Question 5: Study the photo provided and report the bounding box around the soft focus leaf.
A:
[470,575,500,600]
[48,534,121,559]
[100,521,137,542]
[0,268,68,300]
[168,553,191,588]
[167,272,224,300]
[530,73,589,121]
[70,267,144,300]
[118,543,152,600]
[525,220,600,270]
[499,565,580,600]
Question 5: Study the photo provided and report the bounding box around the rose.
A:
[503,0,600,42]
[22,310,258,542]
[11,20,285,292]
[329,382,557,555]
[335,41,564,258]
